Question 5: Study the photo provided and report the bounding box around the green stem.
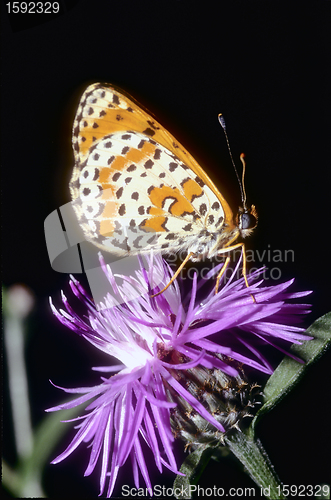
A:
[4,302,34,459]
[225,432,286,500]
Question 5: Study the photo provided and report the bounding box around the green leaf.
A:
[250,311,331,437]
[224,432,286,499]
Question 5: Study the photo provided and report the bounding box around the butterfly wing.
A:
[70,83,235,257]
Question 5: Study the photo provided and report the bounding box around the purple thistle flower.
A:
[47,253,312,496]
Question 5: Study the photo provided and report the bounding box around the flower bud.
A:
[167,356,263,451]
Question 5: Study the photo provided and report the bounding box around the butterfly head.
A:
[237,204,258,238]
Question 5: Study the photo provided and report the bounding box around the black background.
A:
[2,1,331,498]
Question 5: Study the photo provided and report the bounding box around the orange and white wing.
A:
[70,83,234,256]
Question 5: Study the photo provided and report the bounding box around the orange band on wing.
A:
[149,186,194,216]
[181,178,203,202]
[142,216,167,232]
[100,219,115,236]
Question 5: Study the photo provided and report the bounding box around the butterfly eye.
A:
[238,204,258,238]
[240,212,257,230]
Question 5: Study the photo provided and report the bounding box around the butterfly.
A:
[70,83,258,295]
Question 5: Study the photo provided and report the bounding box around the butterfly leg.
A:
[215,243,256,302]
[215,255,231,293]
[150,252,195,297]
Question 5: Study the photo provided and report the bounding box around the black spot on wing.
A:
[112,237,131,252]
[144,159,154,169]
[132,235,144,249]
[199,203,207,216]
[215,215,224,227]
[195,176,205,188]
[112,172,121,182]
[147,235,157,245]
[154,149,162,160]
[142,128,155,137]
[147,120,160,130]
[86,203,104,218]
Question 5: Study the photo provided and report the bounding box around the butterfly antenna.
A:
[240,153,248,209]
[218,114,246,209]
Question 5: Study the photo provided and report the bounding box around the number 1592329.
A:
[276,484,330,497]
[6,2,60,14]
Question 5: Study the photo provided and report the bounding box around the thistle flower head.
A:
[47,253,312,496]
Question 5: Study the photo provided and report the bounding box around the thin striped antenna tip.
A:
[218,113,226,130]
